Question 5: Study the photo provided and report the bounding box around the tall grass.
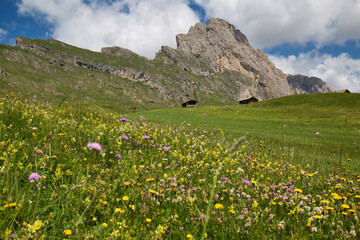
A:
[1,92,359,239]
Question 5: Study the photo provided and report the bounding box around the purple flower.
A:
[203,113,207,116]
[315,132,320,135]
[221,177,228,181]
[143,136,150,140]
[243,179,251,186]
[115,154,121,158]
[120,117,127,122]
[162,146,169,151]
[28,172,41,181]
[121,135,129,140]
[8,234,17,238]
[140,115,146,120]
[87,142,103,152]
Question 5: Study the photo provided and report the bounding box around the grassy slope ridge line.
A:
[1,92,360,239]
[138,93,360,174]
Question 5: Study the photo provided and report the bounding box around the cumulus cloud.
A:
[194,0,360,49]
[269,52,360,92]
[17,0,199,59]
[0,28,8,41]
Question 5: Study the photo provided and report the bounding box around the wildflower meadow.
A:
[1,92,360,239]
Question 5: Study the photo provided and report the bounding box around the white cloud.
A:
[269,52,360,92]
[194,0,360,49]
[0,28,8,41]
[18,0,200,59]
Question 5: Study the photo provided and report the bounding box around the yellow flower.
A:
[341,204,350,209]
[214,203,223,209]
[307,174,314,177]
[115,208,125,214]
[313,215,322,219]
[355,195,360,198]
[22,222,27,227]
[348,209,356,213]
[102,201,108,205]
[92,217,97,221]
[186,234,193,239]
[294,188,303,193]
[229,209,236,214]
[124,181,130,186]
[102,223,108,227]
[63,229,72,235]
[229,197,234,201]
[150,190,158,194]
[146,178,155,182]
[321,200,330,204]
[122,196,129,201]
[342,212,348,216]
[250,180,257,184]
[146,218,151,223]
[326,207,334,210]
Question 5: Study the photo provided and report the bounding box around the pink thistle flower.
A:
[143,136,150,140]
[120,117,127,122]
[221,177,228,181]
[28,172,41,181]
[87,142,103,152]
[162,146,169,151]
[243,179,251,186]
[316,132,320,135]
[139,115,146,120]
[115,154,121,158]
[121,135,129,140]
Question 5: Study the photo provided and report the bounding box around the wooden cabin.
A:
[335,89,351,93]
[238,96,259,104]
[182,100,198,108]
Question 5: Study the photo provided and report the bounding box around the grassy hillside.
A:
[136,93,360,174]
[1,92,360,239]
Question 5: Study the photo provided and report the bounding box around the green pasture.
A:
[136,93,360,174]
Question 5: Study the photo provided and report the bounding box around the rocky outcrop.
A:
[162,18,291,100]
[287,74,335,94]
[10,19,335,106]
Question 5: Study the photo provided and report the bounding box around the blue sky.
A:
[0,0,359,92]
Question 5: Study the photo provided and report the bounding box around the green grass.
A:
[1,92,360,239]
[135,93,360,174]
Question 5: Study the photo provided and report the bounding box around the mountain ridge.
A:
[0,18,334,111]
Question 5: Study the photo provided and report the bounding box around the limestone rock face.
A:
[287,74,335,94]
[165,18,292,100]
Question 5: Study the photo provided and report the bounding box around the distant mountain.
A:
[287,74,335,94]
[0,18,333,111]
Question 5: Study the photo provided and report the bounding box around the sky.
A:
[0,0,359,92]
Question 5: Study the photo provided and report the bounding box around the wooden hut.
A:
[238,96,259,104]
[182,100,198,108]
[335,89,351,93]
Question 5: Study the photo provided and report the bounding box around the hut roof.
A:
[335,89,351,93]
[238,96,259,102]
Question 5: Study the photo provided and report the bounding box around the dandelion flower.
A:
[63,229,72,235]
[102,223,108,227]
[146,178,155,182]
[146,218,151,223]
[122,196,129,201]
[124,181,130,186]
[294,188,303,193]
[341,204,350,209]
[215,203,223,209]
[28,172,41,181]
[187,234,193,239]
[313,215,323,219]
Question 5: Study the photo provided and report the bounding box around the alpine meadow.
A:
[1,17,360,240]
